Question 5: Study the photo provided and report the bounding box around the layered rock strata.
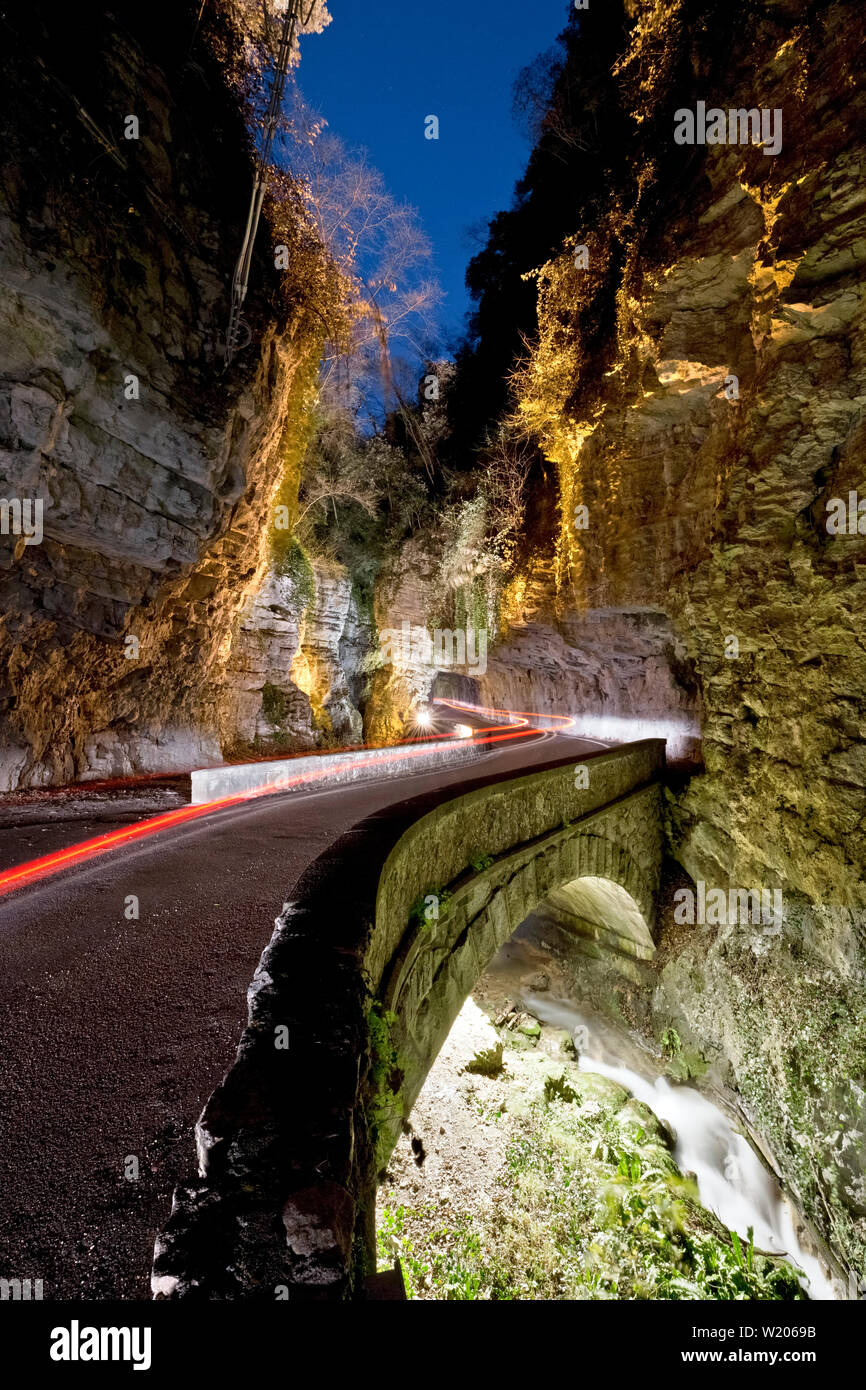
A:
[0,1,312,786]
[226,558,372,749]
[364,0,866,1278]
[499,0,866,1280]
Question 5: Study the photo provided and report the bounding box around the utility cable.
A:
[224,0,317,367]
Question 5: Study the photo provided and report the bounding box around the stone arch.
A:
[541,875,655,961]
[153,741,666,1299]
[380,816,661,1161]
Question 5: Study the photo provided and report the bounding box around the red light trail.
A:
[433,697,575,730]
[0,700,567,899]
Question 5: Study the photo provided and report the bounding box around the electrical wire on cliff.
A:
[223,0,317,367]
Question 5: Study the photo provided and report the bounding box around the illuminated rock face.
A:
[0,5,312,787]
[0,203,307,786]
[469,0,866,1276]
[223,566,316,751]
[366,537,444,743]
[488,0,866,917]
[224,558,374,750]
[292,563,369,743]
[477,609,702,764]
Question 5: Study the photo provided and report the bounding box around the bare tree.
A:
[512,39,600,163]
[481,425,535,557]
[224,0,332,64]
[294,407,381,535]
[294,465,381,532]
[283,96,442,414]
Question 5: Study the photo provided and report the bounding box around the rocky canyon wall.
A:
[365,537,449,743]
[503,0,866,1278]
[225,554,373,751]
[361,0,866,1277]
[0,1,317,787]
[507,0,866,915]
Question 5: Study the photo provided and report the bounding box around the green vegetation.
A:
[663,942,866,1277]
[255,680,303,751]
[366,1001,404,1163]
[296,411,435,591]
[377,1204,484,1300]
[435,460,532,646]
[467,852,494,873]
[465,1042,505,1077]
[408,887,451,932]
[659,1024,709,1082]
[269,344,323,578]
[260,681,290,728]
[377,1080,807,1301]
[544,1070,580,1104]
[273,536,315,610]
[454,575,490,636]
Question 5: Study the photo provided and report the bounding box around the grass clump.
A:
[467,852,494,873]
[408,887,451,932]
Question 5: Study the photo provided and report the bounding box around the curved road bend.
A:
[0,718,605,1299]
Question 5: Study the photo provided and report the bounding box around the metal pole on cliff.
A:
[224,0,316,367]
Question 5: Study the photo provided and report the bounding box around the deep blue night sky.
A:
[296,0,572,350]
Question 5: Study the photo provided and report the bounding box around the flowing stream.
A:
[521,992,838,1300]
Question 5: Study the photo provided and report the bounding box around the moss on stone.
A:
[273,537,315,612]
[269,342,322,576]
[366,1000,406,1170]
[654,910,866,1277]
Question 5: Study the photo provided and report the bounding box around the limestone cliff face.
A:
[366,537,443,743]
[487,0,866,1276]
[507,0,866,917]
[0,2,313,786]
[293,562,369,742]
[362,0,866,1275]
[226,557,372,749]
[223,565,315,750]
[478,598,702,762]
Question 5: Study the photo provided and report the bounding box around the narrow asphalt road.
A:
[0,727,604,1300]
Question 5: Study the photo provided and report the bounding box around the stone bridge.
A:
[153,738,666,1300]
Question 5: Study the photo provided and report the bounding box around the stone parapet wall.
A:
[151,740,664,1299]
